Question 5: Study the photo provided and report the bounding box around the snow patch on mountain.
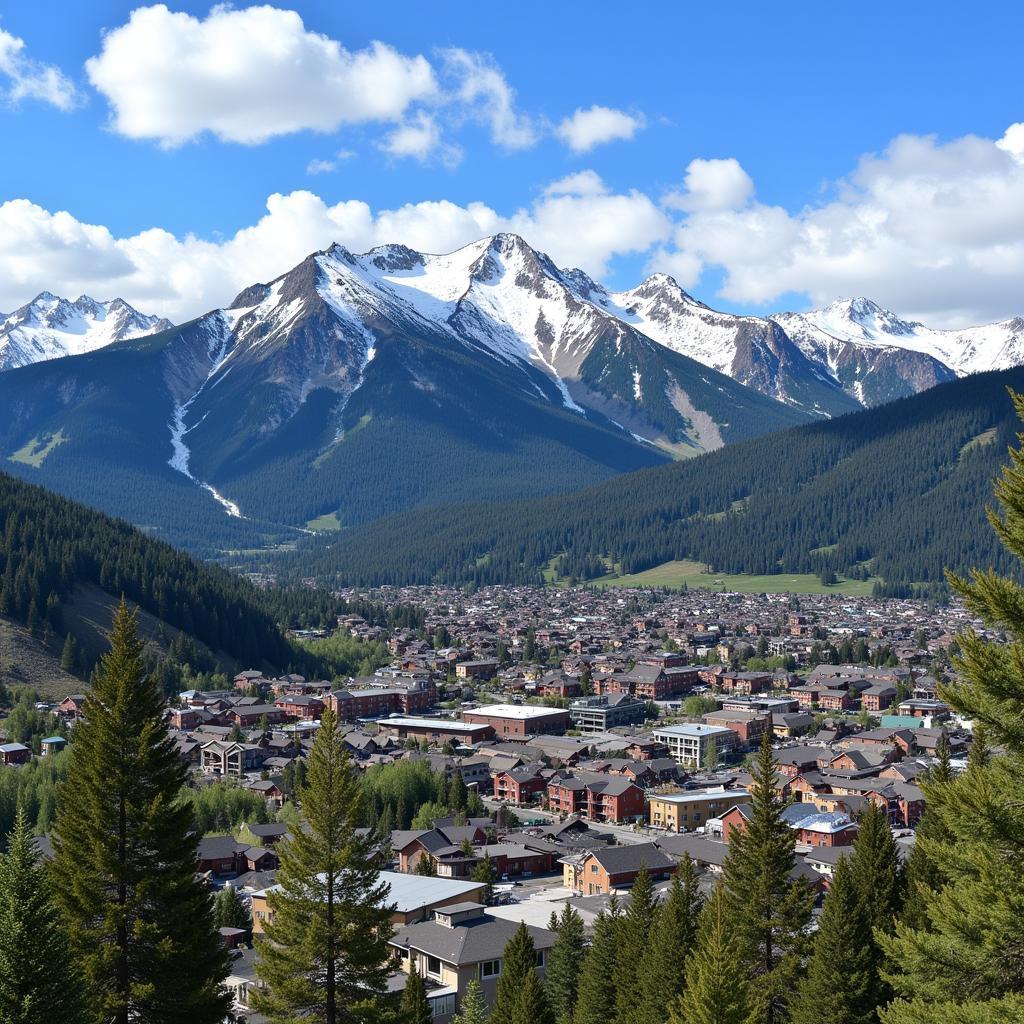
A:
[0,293,171,371]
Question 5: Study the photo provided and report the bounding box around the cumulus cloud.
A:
[556,105,643,153]
[665,157,755,212]
[543,170,609,197]
[0,183,670,320]
[440,48,538,149]
[661,125,1024,325]
[84,5,436,146]
[379,112,462,166]
[0,27,80,110]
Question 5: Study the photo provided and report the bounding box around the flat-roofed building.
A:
[462,704,570,738]
[376,717,493,745]
[653,723,738,767]
[569,694,646,734]
[648,787,753,832]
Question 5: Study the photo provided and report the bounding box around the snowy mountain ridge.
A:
[0,292,172,371]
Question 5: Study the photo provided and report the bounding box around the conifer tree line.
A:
[0,468,423,679]
[290,369,1024,590]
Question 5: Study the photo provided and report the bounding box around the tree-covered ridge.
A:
[288,365,1024,590]
[0,469,415,679]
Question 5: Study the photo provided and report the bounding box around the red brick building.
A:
[461,704,570,738]
[546,771,645,824]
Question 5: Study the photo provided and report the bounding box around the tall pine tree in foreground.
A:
[53,600,229,1024]
[401,963,431,1024]
[546,904,587,1024]
[573,900,621,1024]
[669,886,751,1024]
[254,706,396,1024]
[637,855,702,1024]
[721,731,814,1024]
[790,856,876,1024]
[900,735,954,931]
[454,981,488,1024]
[492,922,540,1024]
[0,807,84,1024]
[881,390,1024,1024]
[613,864,658,1024]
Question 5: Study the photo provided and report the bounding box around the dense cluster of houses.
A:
[3,583,988,1022]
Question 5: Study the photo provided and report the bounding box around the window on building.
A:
[427,956,442,978]
[431,994,456,1018]
[535,951,545,967]
[480,960,500,979]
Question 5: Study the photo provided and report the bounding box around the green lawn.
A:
[591,559,879,595]
[305,512,342,532]
[9,429,67,468]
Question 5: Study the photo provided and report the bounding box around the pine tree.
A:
[492,923,539,1024]
[213,884,251,932]
[253,706,396,1024]
[720,731,814,1024]
[454,981,489,1024]
[0,806,85,1024]
[472,852,495,903]
[511,967,554,1024]
[60,632,78,673]
[52,600,229,1024]
[668,887,751,1024]
[614,865,658,1024]
[881,391,1024,1023]
[901,737,954,931]
[574,900,621,1024]
[850,800,904,933]
[450,769,468,812]
[545,904,587,1024]
[637,856,702,1024]
[789,857,876,1024]
[401,963,431,1024]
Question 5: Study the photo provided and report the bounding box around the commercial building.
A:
[653,723,738,767]
[569,694,647,733]
[461,704,570,738]
[376,717,493,745]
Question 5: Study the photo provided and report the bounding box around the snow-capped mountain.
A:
[0,235,810,549]
[0,292,172,371]
[774,297,1024,384]
[587,274,860,417]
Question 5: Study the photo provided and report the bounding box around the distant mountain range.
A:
[1,233,1021,555]
[0,292,171,371]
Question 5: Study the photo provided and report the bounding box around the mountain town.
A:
[2,2,1023,1023]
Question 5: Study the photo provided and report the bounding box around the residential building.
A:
[653,723,739,767]
[648,787,753,833]
[563,843,676,895]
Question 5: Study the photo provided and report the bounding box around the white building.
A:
[652,723,738,767]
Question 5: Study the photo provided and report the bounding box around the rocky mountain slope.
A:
[0,292,171,371]
[0,235,809,553]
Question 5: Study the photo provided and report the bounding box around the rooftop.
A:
[464,704,568,720]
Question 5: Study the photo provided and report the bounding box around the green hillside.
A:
[283,366,1024,593]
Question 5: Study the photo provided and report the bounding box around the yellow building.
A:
[648,787,753,832]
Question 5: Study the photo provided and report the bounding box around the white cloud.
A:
[306,158,337,175]
[544,170,609,197]
[556,105,643,153]
[379,112,461,166]
[440,48,538,149]
[0,183,670,320]
[0,27,80,110]
[665,157,755,212]
[658,125,1024,326]
[84,5,436,146]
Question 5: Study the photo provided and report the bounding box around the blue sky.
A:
[0,1,1022,326]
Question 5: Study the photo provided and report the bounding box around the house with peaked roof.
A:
[562,842,676,895]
